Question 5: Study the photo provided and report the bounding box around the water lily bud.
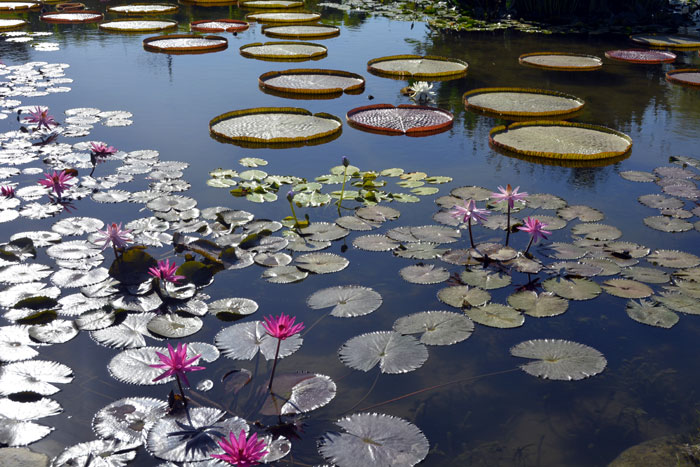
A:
[342,156,349,167]
[287,190,295,202]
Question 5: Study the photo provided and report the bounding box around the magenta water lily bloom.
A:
[25,106,58,131]
[519,216,552,254]
[149,342,205,388]
[90,142,117,157]
[1,185,14,198]
[38,170,74,198]
[262,313,305,340]
[95,222,133,252]
[148,259,185,283]
[491,184,528,209]
[450,199,489,225]
[211,430,268,466]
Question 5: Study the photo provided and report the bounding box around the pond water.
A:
[1,1,700,466]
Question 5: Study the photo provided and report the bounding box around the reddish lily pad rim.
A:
[239,0,304,8]
[259,68,365,96]
[367,54,469,80]
[240,41,327,61]
[666,68,700,88]
[55,3,86,12]
[463,87,585,118]
[261,24,340,39]
[0,1,40,11]
[630,33,700,49]
[100,18,178,32]
[107,2,179,15]
[518,52,603,71]
[0,18,26,30]
[143,34,228,54]
[604,49,676,64]
[489,120,633,161]
[245,12,322,23]
[190,19,249,32]
[40,10,103,23]
[346,104,454,137]
[209,107,342,147]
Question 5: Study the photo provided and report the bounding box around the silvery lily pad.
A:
[295,253,349,274]
[254,252,292,267]
[28,319,78,344]
[300,222,349,241]
[318,413,429,467]
[262,373,336,415]
[460,268,511,290]
[399,264,449,284]
[51,216,104,236]
[507,291,568,317]
[51,267,109,288]
[437,286,490,308]
[208,298,258,317]
[542,277,601,301]
[306,286,382,317]
[626,299,678,328]
[335,216,380,231]
[547,261,603,277]
[657,292,700,315]
[108,343,215,385]
[638,194,683,210]
[146,407,247,462]
[393,311,473,345]
[52,439,138,466]
[0,325,39,362]
[147,314,202,339]
[647,250,700,268]
[0,397,61,421]
[387,225,459,244]
[601,279,653,298]
[92,313,157,349]
[570,223,622,241]
[92,397,168,445]
[556,205,603,222]
[0,419,53,447]
[465,303,524,328]
[510,339,606,380]
[540,242,587,260]
[643,216,693,232]
[338,331,428,374]
[450,185,492,201]
[621,266,669,284]
[355,205,400,223]
[46,240,101,260]
[0,360,73,396]
[262,265,308,283]
[393,242,448,260]
[620,170,656,182]
[579,258,621,276]
[215,321,302,361]
[0,263,52,284]
[10,231,61,248]
[76,310,117,331]
[353,235,399,252]
[526,193,567,210]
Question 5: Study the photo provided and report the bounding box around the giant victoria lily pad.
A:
[0,19,26,30]
[464,87,585,118]
[367,55,468,79]
[262,24,340,39]
[319,413,429,467]
[246,12,321,23]
[143,35,228,54]
[630,33,700,49]
[0,2,40,12]
[489,121,632,160]
[259,69,365,96]
[519,52,603,71]
[240,42,327,61]
[108,3,178,14]
[604,49,676,64]
[347,104,453,136]
[100,19,178,32]
[510,339,607,380]
[339,331,428,374]
[210,107,341,147]
[666,69,700,88]
[40,11,103,23]
[190,19,249,32]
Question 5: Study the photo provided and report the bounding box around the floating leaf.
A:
[0,419,53,446]
[262,373,336,415]
[557,205,603,222]
[542,277,601,301]
[547,261,603,277]
[510,339,606,380]
[525,193,567,210]
[570,223,622,241]
[215,321,302,361]
[91,313,157,349]
[208,298,258,317]
[437,286,490,308]
[393,311,474,345]
[399,264,449,284]
[465,303,524,328]
[0,325,39,362]
[0,360,73,396]
[92,397,168,445]
[626,300,678,328]
[460,268,511,290]
[601,279,653,299]
[621,266,669,284]
[507,291,568,317]
[620,170,656,182]
[262,265,308,283]
[393,242,447,260]
[108,344,216,385]
[643,216,692,232]
[51,216,104,236]
[53,439,138,466]
[296,253,349,274]
[307,286,382,317]
[638,194,683,210]
[51,267,109,288]
[338,331,428,374]
[28,319,78,344]
[148,314,202,339]
[319,413,429,467]
[335,216,380,231]
[540,242,587,260]
[46,240,101,260]
[657,292,700,315]
[647,249,700,268]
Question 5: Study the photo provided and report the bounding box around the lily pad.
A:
[570,223,622,241]
[262,373,336,415]
[621,266,669,284]
[147,314,202,339]
[338,331,428,374]
[465,303,524,328]
[507,291,568,317]
[601,279,653,299]
[626,300,679,328]
[306,285,382,317]
[644,216,693,232]
[647,250,700,268]
[542,277,601,300]
[510,339,606,380]
[557,205,604,222]
[399,264,449,284]
[352,235,399,252]
[208,298,258,317]
[92,397,168,445]
[460,268,511,290]
[262,265,308,283]
[347,104,453,136]
[296,252,349,274]
[0,360,73,396]
[393,310,474,345]
[437,286,490,308]
[215,321,302,360]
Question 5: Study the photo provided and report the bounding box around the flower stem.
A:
[468,218,475,249]
[288,199,300,229]
[175,375,187,403]
[336,165,348,214]
[524,236,534,254]
[505,204,511,246]
[267,338,282,391]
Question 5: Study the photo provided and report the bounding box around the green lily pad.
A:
[296,253,349,274]
[393,311,474,345]
[352,235,399,252]
[657,292,700,315]
[601,279,653,299]
[643,216,693,232]
[621,266,669,284]
[556,205,604,222]
[465,303,524,328]
[647,250,700,268]
[460,268,511,290]
[510,339,606,381]
[626,299,678,328]
[542,277,601,300]
[525,193,567,210]
[393,242,448,260]
[507,291,569,317]
[437,286,490,308]
[571,223,622,241]
[538,242,585,260]
[399,264,449,284]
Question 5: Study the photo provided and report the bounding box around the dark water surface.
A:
[2,1,700,466]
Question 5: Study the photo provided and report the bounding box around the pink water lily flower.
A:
[519,217,551,243]
[90,142,117,157]
[1,185,14,198]
[38,170,74,198]
[449,199,489,225]
[211,430,268,467]
[262,313,304,340]
[95,222,133,251]
[148,259,185,284]
[149,342,205,387]
[25,106,58,131]
[491,184,528,209]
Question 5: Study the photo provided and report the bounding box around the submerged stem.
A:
[267,338,282,391]
[343,369,381,415]
[288,200,300,229]
[175,375,187,403]
[336,165,348,214]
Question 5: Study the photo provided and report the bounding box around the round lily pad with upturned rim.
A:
[489,121,632,160]
[259,69,365,96]
[210,107,341,146]
[463,87,585,118]
[510,339,606,380]
[246,12,321,23]
[0,2,40,12]
[241,0,303,7]
[605,49,676,64]
[143,34,227,54]
[240,41,327,61]
[630,33,700,49]
[40,11,102,23]
[100,19,178,32]
[367,54,468,80]
[519,52,603,71]
[666,69,700,88]
[0,19,26,30]
[262,24,340,39]
[190,19,249,32]
[347,104,453,136]
[107,3,178,14]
